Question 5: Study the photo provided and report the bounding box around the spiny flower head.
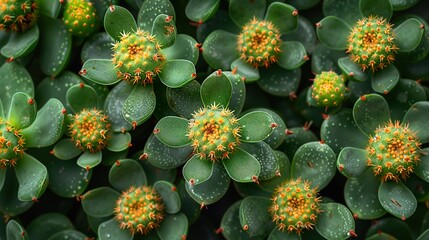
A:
[112,29,166,85]
[62,0,98,37]
[0,0,38,32]
[237,17,282,68]
[347,15,399,72]
[115,185,165,235]
[311,71,346,107]
[69,108,111,153]
[366,121,421,182]
[0,118,25,168]
[187,103,241,161]
[269,178,321,234]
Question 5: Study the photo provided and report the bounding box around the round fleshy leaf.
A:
[183,155,214,186]
[154,116,190,147]
[158,59,196,88]
[321,108,368,154]
[185,162,230,205]
[360,0,392,21]
[186,0,219,23]
[283,16,317,54]
[378,181,417,219]
[104,81,133,132]
[259,150,291,192]
[14,153,47,201]
[403,101,429,144]
[6,220,27,240]
[1,25,38,59]
[344,169,387,219]
[371,65,400,94]
[239,141,278,181]
[0,169,33,216]
[230,58,260,82]
[144,134,192,169]
[48,230,88,240]
[394,18,424,52]
[156,213,188,240]
[106,132,131,152]
[137,0,175,31]
[151,14,176,49]
[166,80,203,119]
[35,0,62,18]
[365,217,414,240]
[202,30,238,70]
[268,228,301,240]
[104,5,137,41]
[277,41,307,70]
[7,92,36,130]
[77,151,102,170]
[98,218,133,240]
[81,32,115,62]
[137,153,177,184]
[122,84,155,126]
[223,71,246,114]
[265,2,298,34]
[223,148,261,183]
[27,213,74,240]
[279,126,318,160]
[52,139,82,160]
[238,111,275,143]
[109,159,147,192]
[291,141,336,190]
[38,16,71,77]
[200,71,232,108]
[390,0,420,10]
[229,0,265,27]
[311,43,347,74]
[315,203,355,240]
[66,84,98,113]
[322,0,361,26]
[162,34,199,65]
[153,180,181,214]
[221,201,260,240]
[176,178,201,224]
[415,147,429,182]
[337,147,368,179]
[239,196,273,237]
[338,57,368,82]
[257,65,301,97]
[250,108,285,149]
[82,187,119,217]
[316,16,351,50]
[353,93,390,136]
[80,59,120,86]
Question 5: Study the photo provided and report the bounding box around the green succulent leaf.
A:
[202,30,238,70]
[353,93,390,136]
[104,5,137,41]
[7,92,36,130]
[378,181,417,220]
[337,147,368,179]
[185,162,230,205]
[283,16,317,54]
[98,218,133,240]
[153,181,181,214]
[82,187,119,218]
[238,141,279,181]
[259,150,291,192]
[404,174,429,201]
[360,0,392,21]
[155,118,189,146]
[277,41,307,70]
[77,151,102,169]
[151,14,176,48]
[365,217,413,240]
[6,220,27,240]
[0,169,33,216]
[265,2,298,34]
[1,25,38,59]
[230,58,260,82]
[106,132,131,152]
[27,213,74,240]
[322,0,361,26]
[176,178,201,224]
[223,148,261,183]
[366,232,397,240]
[47,230,87,240]
[229,0,265,27]
[403,101,429,144]
[280,126,318,160]
[268,229,301,240]
[52,139,82,160]
[162,34,199,65]
[80,59,120,86]
[137,0,175,31]
[166,80,203,119]
[221,201,263,240]
[291,141,336,189]
[315,203,355,240]
[15,153,47,201]
[338,57,368,82]
[156,213,188,240]
[239,196,273,237]
[144,134,193,169]
[311,43,347,74]
[257,66,301,97]
[371,65,400,94]
[223,71,246,114]
[185,0,219,23]
[344,169,386,219]
[35,0,62,18]
[316,16,351,50]
[38,16,72,77]
[108,159,147,192]
[122,84,156,126]
[66,84,98,113]
[239,111,274,143]
[415,147,429,183]
[104,81,133,132]
[200,71,232,108]
[81,32,115,62]
[417,229,429,240]
[183,155,214,186]
[394,18,424,52]
[158,59,196,88]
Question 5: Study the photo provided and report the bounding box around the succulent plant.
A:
[62,0,99,38]
[307,70,347,109]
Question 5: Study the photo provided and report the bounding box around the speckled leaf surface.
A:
[151,14,176,48]
[311,43,347,74]
[223,71,246,114]
[395,18,424,52]
[144,134,192,169]
[223,148,261,182]
[338,57,368,82]
[239,111,274,143]
[77,151,102,169]
[265,2,298,34]
[316,16,350,50]
[378,181,417,219]
[183,155,214,186]
[337,147,368,179]
[277,41,307,70]
[104,81,133,132]
[251,108,286,149]
[315,203,355,240]
[283,16,317,54]
[257,65,301,97]
[360,0,392,21]
[166,80,203,119]
[106,132,131,152]
[353,94,390,136]
[185,0,219,23]
[176,179,201,224]
[137,0,175,31]
[202,30,238,70]
[239,196,273,237]
[403,101,429,144]
[158,59,196,88]
[98,218,133,240]
[66,84,99,113]
[108,159,147,192]
[153,181,181,214]
[229,0,265,27]
[239,142,278,181]
[80,59,120,86]
[259,151,290,192]
[81,32,115,62]
[27,213,74,240]
[1,25,38,59]
[200,71,232,107]
[6,220,27,240]
[280,126,318,160]
[156,213,188,240]
[122,84,156,126]
[162,34,199,65]
[82,187,119,218]
[371,65,400,94]
[104,5,137,41]
[322,0,361,26]
[7,92,36,130]
[230,58,260,83]
[15,153,47,201]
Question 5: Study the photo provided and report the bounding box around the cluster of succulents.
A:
[1,0,429,239]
